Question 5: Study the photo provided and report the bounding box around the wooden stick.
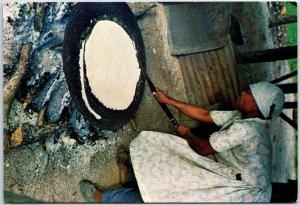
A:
[3,44,32,151]
[37,105,48,126]
[10,123,61,148]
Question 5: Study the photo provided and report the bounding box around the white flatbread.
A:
[80,20,141,112]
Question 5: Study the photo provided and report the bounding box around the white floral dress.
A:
[130,111,272,202]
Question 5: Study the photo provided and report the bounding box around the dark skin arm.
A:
[154,88,214,123]
[153,88,217,156]
[176,125,216,156]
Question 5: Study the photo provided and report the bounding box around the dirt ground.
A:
[3,2,296,202]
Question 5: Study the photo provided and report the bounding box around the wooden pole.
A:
[277,83,297,93]
[269,16,297,28]
[236,46,297,64]
[280,113,297,130]
[271,71,297,84]
[283,102,297,109]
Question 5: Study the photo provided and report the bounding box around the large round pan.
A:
[63,3,146,130]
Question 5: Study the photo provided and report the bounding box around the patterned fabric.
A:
[210,110,241,126]
[130,111,272,202]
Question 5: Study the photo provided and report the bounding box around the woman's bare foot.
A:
[94,189,103,203]
[120,162,128,185]
[80,180,103,203]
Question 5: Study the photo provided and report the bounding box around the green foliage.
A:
[286,2,297,72]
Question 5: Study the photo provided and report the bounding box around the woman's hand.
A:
[176,125,216,156]
[175,125,192,139]
[153,88,173,105]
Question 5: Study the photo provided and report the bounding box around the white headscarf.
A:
[249,82,285,120]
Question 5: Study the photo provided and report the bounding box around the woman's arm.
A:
[176,125,216,156]
[154,88,214,123]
